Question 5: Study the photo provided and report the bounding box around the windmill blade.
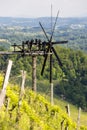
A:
[39,21,52,75]
[41,46,50,75]
[39,22,51,75]
[39,22,50,42]
[51,46,62,66]
[41,54,47,75]
[40,9,60,76]
[52,40,68,45]
[43,41,68,45]
[50,10,59,42]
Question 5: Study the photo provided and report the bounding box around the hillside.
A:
[0,46,87,111]
[0,17,87,51]
[54,96,87,126]
[0,75,87,130]
[0,17,87,129]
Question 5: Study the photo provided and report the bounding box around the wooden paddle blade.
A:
[51,46,62,66]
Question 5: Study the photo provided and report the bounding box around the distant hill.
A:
[0,17,87,51]
[0,16,87,27]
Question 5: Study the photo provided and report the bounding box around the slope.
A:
[0,74,87,130]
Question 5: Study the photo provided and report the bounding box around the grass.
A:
[54,96,87,126]
[43,93,87,126]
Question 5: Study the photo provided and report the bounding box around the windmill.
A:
[39,9,68,104]
[0,8,68,104]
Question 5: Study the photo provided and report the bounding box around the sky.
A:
[0,0,87,18]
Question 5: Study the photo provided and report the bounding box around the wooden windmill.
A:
[0,8,68,104]
[39,9,68,104]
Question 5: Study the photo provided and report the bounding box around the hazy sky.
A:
[0,0,87,18]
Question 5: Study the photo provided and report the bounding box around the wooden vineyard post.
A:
[0,60,12,108]
[66,104,70,117]
[50,83,54,105]
[16,70,26,122]
[6,98,10,112]
[61,104,70,130]
[65,104,70,130]
[76,107,81,130]
[21,70,26,93]
[20,70,26,100]
[32,56,37,92]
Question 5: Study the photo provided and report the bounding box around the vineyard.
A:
[0,74,87,130]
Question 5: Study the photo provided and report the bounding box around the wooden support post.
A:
[18,70,26,104]
[21,70,26,93]
[76,107,81,130]
[61,119,65,130]
[0,60,12,108]
[6,98,10,112]
[67,104,70,117]
[3,60,13,91]
[16,70,26,122]
[50,54,54,105]
[65,104,70,130]
[50,83,54,105]
[32,56,37,91]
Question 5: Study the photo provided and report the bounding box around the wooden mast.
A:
[32,56,37,91]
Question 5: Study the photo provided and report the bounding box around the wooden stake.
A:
[65,104,70,130]
[67,104,70,117]
[16,70,26,122]
[76,107,81,130]
[50,83,54,105]
[6,98,10,112]
[21,70,26,93]
[0,60,12,108]
[19,70,26,104]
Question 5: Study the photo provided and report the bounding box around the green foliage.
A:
[0,73,4,89]
[0,74,87,129]
[0,88,85,129]
[54,47,87,110]
[0,45,87,110]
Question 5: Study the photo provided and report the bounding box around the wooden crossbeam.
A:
[0,51,52,56]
